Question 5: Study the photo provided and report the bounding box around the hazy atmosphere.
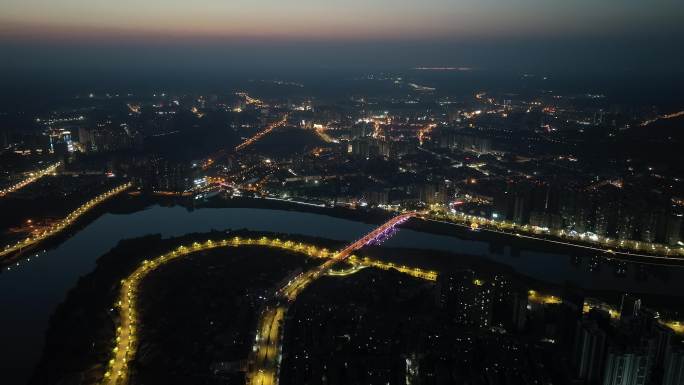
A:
[2,0,683,72]
[2,2,684,385]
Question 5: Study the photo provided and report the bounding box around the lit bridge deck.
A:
[277,212,417,300]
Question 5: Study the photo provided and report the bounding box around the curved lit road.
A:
[104,213,421,385]
[248,212,416,385]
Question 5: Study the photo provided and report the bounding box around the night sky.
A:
[1,1,683,79]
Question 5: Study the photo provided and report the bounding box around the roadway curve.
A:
[103,237,332,385]
[104,213,417,385]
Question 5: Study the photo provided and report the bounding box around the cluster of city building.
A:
[2,78,684,385]
[279,262,683,385]
[1,78,682,253]
[437,270,684,385]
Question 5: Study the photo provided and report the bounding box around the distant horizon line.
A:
[2,18,680,45]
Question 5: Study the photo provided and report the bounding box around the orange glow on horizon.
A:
[0,0,647,44]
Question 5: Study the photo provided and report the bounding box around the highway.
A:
[235,114,288,152]
[0,182,132,261]
[249,306,285,385]
[196,95,278,165]
[0,162,61,197]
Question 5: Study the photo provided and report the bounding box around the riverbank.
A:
[0,183,133,266]
[200,195,394,225]
[6,193,679,272]
[403,218,684,267]
[0,194,388,270]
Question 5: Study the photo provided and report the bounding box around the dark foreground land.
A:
[280,268,561,385]
[131,246,313,385]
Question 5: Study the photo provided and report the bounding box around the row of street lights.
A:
[428,209,684,258]
[0,182,132,259]
[0,162,61,197]
[103,236,336,385]
[103,233,435,385]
